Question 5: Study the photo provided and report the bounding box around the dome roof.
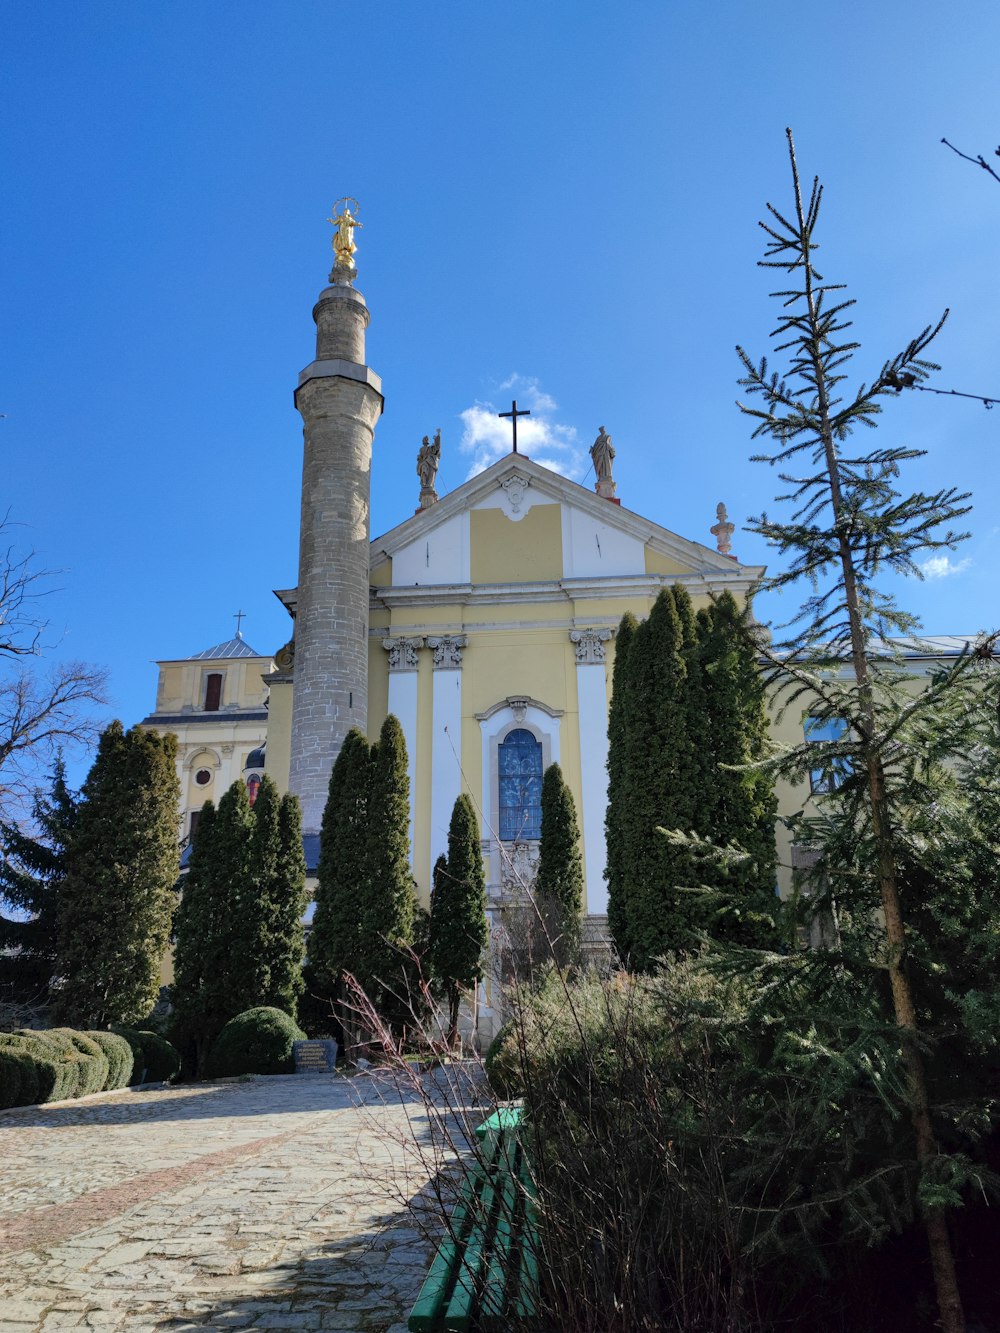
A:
[245,746,266,771]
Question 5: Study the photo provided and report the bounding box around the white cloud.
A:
[458,375,586,480]
[920,554,972,579]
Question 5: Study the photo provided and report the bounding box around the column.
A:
[427,635,466,876]
[383,637,424,865]
[570,628,613,915]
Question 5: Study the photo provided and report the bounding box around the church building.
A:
[260,205,765,925]
[142,206,980,936]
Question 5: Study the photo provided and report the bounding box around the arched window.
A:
[498,728,543,841]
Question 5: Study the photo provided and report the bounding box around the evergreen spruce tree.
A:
[430,795,487,1045]
[53,722,180,1028]
[536,763,583,961]
[0,758,77,1002]
[358,714,414,1025]
[170,800,224,1074]
[310,727,372,1030]
[605,612,638,962]
[733,129,993,1333]
[693,592,779,946]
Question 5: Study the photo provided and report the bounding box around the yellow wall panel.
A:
[470,504,563,584]
[644,548,691,577]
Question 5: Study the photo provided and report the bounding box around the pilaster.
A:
[570,628,613,913]
[428,636,467,877]
[383,638,424,867]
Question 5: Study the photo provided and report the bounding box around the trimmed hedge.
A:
[47,1029,110,1097]
[0,1024,173,1109]
[113,1028,180,1084]
[0,1045,40,1109]
[7,1030,81,1101]
[86,1031,134,1089]
[207,1007,306,1078]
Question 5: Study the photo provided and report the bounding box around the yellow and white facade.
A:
[141,636,273,844]
[264,452,764,915]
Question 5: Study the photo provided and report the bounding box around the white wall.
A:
[392,511,469,585]
[561,505,646,578]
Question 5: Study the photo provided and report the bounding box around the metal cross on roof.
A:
[233,609,246,638]
[498,399,531,454]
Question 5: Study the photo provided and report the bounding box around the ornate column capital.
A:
[426,634,467,669]
[570,627,613,664]
[382,636,424,671]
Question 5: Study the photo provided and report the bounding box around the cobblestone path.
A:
[0,1073,456,1333]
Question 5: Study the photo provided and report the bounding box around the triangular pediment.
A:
[370,453,759,581]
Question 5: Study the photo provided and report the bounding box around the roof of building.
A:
[188,636,264,661]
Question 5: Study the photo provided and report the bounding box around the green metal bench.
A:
[408,1106,539,1332]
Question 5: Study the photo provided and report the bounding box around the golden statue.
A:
[328,198,362,269]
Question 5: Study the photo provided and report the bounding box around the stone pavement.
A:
[0,1072,471,1333]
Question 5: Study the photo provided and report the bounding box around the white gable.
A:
[561,504,646,578]
[392,511,470,585]
[369,453,763,590]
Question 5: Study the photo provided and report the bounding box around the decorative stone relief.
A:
[499,472,531,518]
[274,638,295,672]
[382,636,424,671]
[507,696,529,723]
[570,627,613,664]
[500,840,540,891]
[426,634,467,669]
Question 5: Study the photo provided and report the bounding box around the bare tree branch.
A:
[0,517,108,821]
[0,662,108,818]
[941,136,1000,185]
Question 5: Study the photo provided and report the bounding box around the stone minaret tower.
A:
[289,205,383,834]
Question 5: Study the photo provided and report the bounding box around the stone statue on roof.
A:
[590,426,617,500]
[417,429,441,509]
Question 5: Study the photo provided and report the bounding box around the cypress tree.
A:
[170,800,225,1074]
[605,612,637,962]
[694,593,778,946]
[0,758,77,1003]
[536,763,583,962]
[311,727,372,1012]
[204,779,254,1028]
[53,722,180,1028]
[627,588,694,969]
[229,774,281,1009]
[430,795,487,1045]
[262,792,306,1017]
[358,714,414,1023]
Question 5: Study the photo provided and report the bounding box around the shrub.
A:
[112,1027,146,1083]
[2,1030,79,1101]
[483,1020,522,1101]
[113,1028,180,1084]
[0,1045,40,1109]
[46,1029,109,1096]
[207,1007,306,1078]
[86,1031,134,1089]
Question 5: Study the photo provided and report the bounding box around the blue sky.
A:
[4,1,999,788]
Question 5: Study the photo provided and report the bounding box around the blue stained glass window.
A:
[804,715,850,793]
[498,728,543,841]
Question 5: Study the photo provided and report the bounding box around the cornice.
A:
[371,569,762,611]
